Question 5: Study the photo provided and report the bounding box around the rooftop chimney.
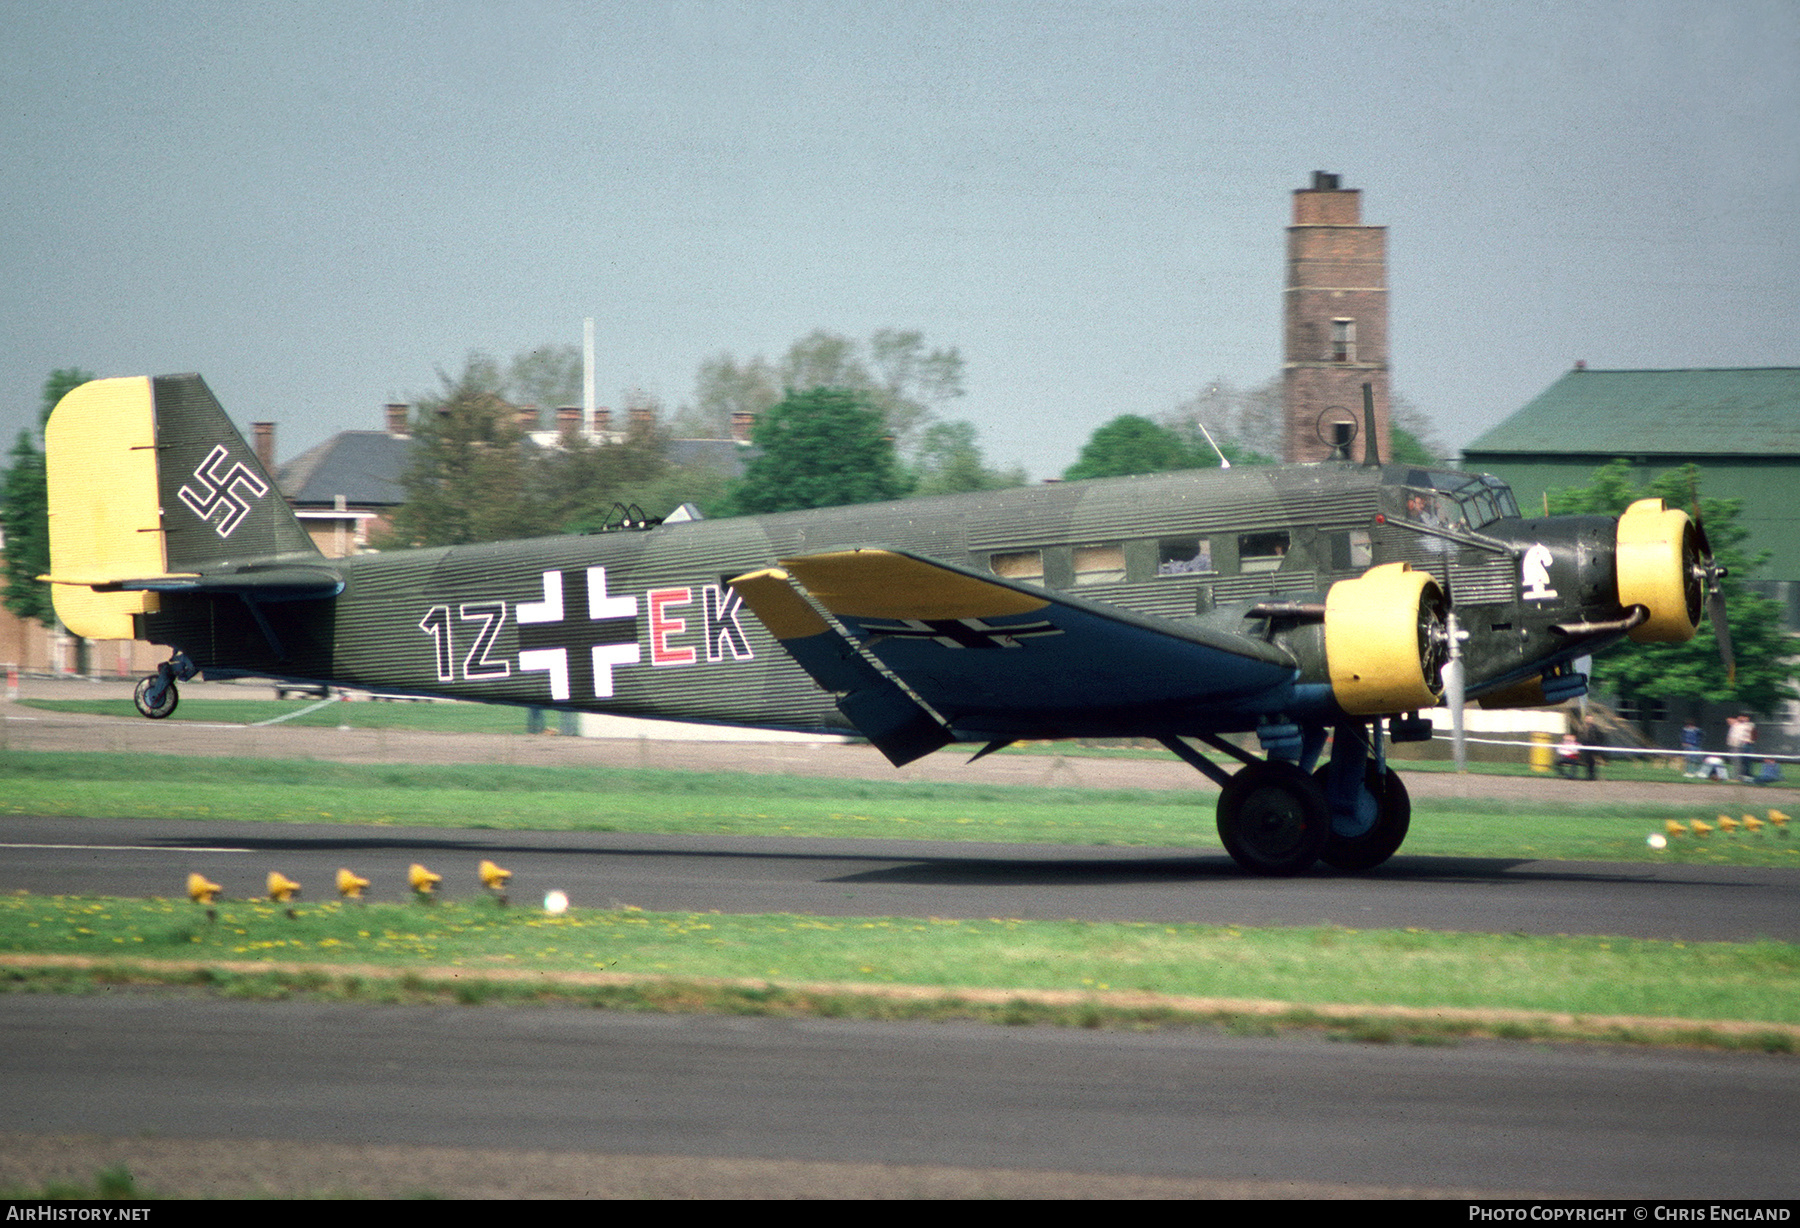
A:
[593,407,612,434]
[629,405,655,434]
[385,403,410,437]
[518,405,543,433]
[730,410,756,443]
[251,422,275,473]
[555,405,583,437]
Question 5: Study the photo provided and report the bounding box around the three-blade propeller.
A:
[1688,479,1736,685]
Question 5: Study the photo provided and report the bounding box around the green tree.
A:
[674,353,780,439]
[3,368,95,625]
[1389,426,1437,466]
[909,420,1027,497]
[687,330,963,454]
[864,328,965,451]
[540,392,679,531]
[506,344,583,415]
[381,357,548,547]
[1063,415,1207,481]
[1389,392,1446,465]
[730,387,908,514]
[1548,460,1796,715]
[1165,377,1281,463]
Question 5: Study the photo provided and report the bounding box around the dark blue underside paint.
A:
[835,604,1327,738]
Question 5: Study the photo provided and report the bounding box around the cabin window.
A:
[1157,537,1213,576]
[990,550,1044,583]
[1331,319,1356,363]
[1072,544,1126,586]
[1239,531,1289,573]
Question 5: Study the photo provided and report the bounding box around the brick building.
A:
[1282,171,1391,464]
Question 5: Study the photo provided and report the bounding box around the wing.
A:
[730,548,1298,762]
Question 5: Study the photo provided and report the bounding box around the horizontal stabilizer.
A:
[69,565,344,601]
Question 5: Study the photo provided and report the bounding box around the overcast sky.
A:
[4,0,1795,479]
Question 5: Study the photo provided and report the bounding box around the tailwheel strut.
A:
[133,653,196,720]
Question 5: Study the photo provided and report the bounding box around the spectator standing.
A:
[1681,719,1703,777]
[1728,714,1756,781]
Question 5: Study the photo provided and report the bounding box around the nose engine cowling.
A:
[1615,497,1703,643]
[1323,562,1449,715]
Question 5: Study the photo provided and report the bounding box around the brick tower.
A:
[1282,172,1389,463]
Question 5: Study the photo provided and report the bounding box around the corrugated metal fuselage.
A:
[138,461,1588,737]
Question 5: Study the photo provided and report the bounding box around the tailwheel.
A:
[1216,760,1329,876]
[1315,764,1410,872]
[133,675,178,719]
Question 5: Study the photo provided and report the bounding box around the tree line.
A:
[380,330,1027,546]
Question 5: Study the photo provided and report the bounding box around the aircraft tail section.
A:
[45,374,322,639]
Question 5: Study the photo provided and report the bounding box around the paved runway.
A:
[5,814,1799,941]
[3,993,1795,1199]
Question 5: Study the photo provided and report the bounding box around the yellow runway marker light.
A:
[479,859,512,906]
[1743,815,1764,834]
[186,873,221,905]
[336,868,370,900]
[1664,820,1687,838]
[1718,815,1739,833]
[409,863,442,899]
[1691,820,1713,837]
[267,872,301,903]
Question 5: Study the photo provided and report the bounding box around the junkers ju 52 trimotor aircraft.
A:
[44,374,1722,876]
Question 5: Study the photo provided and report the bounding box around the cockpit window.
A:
[1481,475,1521,518]
[1402,471,1519,530]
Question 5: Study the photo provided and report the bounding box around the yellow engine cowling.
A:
[1615,498,1701,644]
[1324,563,1447,715]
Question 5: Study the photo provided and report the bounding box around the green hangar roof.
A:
[1465,368,1800,458]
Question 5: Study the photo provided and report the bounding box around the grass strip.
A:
[16,696,528,734]
[27,698,1770,787]
[3,747,1796,865]
[4,955,1794,1054]
[4,895,1796,1037]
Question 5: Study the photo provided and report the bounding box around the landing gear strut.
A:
[1169,718,1412,876]
[1317,763,1411,871]
[1314,719,1410,872]
[133,653,196,720]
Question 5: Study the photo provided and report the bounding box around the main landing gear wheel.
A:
[1216,760,1330,876]
[133,676,178,720]
[1315,764,1411,872]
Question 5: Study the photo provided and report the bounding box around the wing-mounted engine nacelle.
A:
[1615,497,1703,644]
[1322,562,1448,715]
